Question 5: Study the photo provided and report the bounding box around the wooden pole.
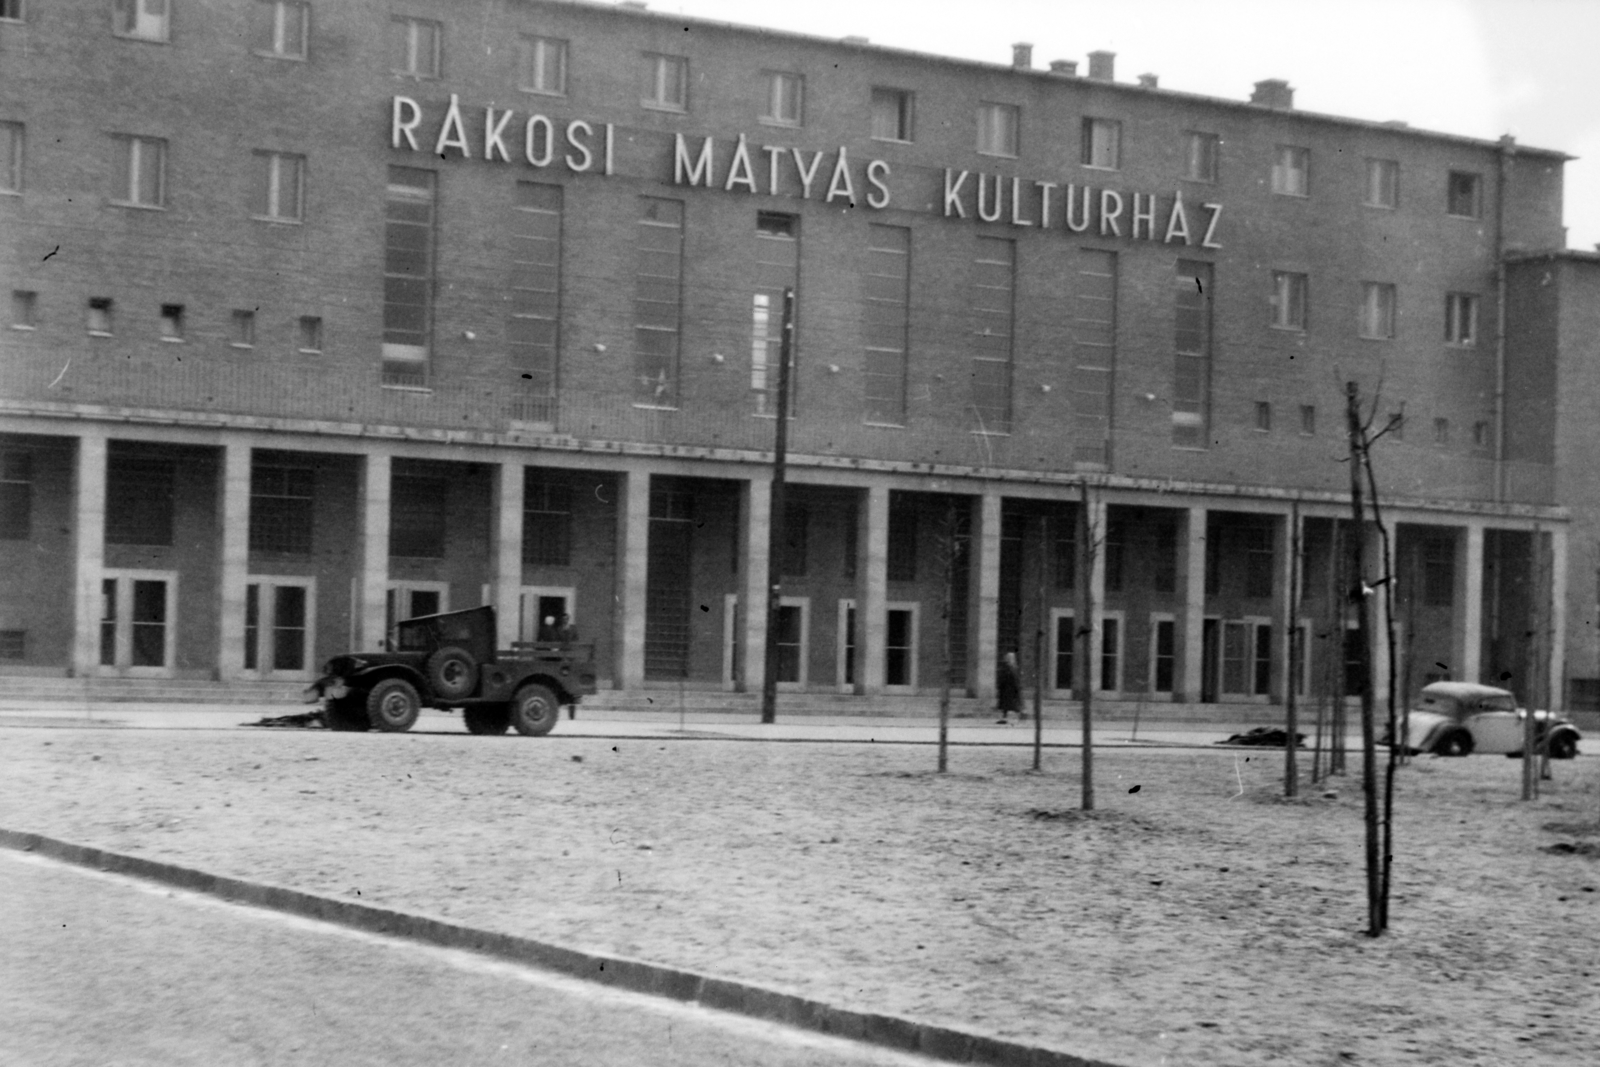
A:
[760,288,795,725]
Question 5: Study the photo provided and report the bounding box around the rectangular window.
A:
[751,212,799,416]
[1473,420,1492,450]
[0,451,32,540]
[256,1,308,59]
[1253,623,1273,696]
[1271,145,1309,196]
[1447,170,1482,218]
[1053,613,1075,691]
[519,35,567,95]
[391,17,440,78]
[1365,158,1398,208]
[249,463,314,554]
[231,309,256,348]
[634,197,684,405]
[1300,404,1316,435]
[1446,292,1478,346]
[383,166,435,384]
[763,72,803,125]
[87,297,113,335]
[0,1,23,23]
[523,480,573,566]
[390,472,447,558]
[112,135,165,207]
[642,53,687,110]
[1082,118,1121,169]
[871,87,914,142]
[976,103,1019,157]
[113,0,169,41]
[1254,401,1272,432]
[863,224,909,425]
[884,607,915,687]
[10,290,36,329]
[1152,618,1176,694]
[159,303,184,341]
[1222,620,1249,695]
[1360,282,1396,339]
[1434,417,1450,444]
[297,315,322,353]
[1184,131,1218,182]
[971,236,1015,433]
[1071,248,1116,465]
[253,151,304,221]
[1099,616,1121,692]
[106,454,174,546]
[887,500,917,582]
[1272,271,1308,330]
[1173,260,1212,448]
[0,121,22,193]
[509,182,563,402]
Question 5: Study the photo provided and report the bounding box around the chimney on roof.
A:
[1088,50,1115,81]
[1250,79,1294,109]
[1137,73,1158,88]
[1049,59,1079,77]
[1012,42,1033,69]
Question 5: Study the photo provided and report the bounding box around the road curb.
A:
[1,827,1123,1067]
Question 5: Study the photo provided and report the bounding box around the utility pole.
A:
[760,288,795,725]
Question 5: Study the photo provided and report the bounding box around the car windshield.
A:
[1480,695,1515,712]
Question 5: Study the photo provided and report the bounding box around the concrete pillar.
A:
[1548,525,1568,710]
[970,490,1002,701]
[358,452,391,652]
[71,431,109,676]
[1179,506,1207,702]
[1083,493,1108,694]
[216,441,251,679]
[1456,523,1484,683]
[615,470,650,690]
[491,461,525,650]
[739,477,771,694]
[856,483,888,693]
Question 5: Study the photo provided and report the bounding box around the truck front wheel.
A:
[510,683,560,737]
[367,678,422,732]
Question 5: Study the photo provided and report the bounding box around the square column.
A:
[216,442,252,678]
[491,461,525,651]
[855,484,888,693]
[970,491,1002,701]
[1548,525,1568,710]
[71,431,108,676]
[615,470,650,690]
[739,477,771,694]
[358,452,391,651]
[1455,523,1484,683]
[1081,492,1108,695]
[1179,506,1207,702]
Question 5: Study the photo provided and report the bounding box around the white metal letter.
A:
[977,173,1003,222]
[1131,192,1156,240]
[483,107,515,162]
[825,147,856,204]
[524,115,553,167]
[565,119,594,172]
[1099,188,1124,237]
[674,133,715,186]
[392,96,422,151]
[1034,181,1058,228]
[725,135,757,192]
[865,159,891,209]
[604,123,615,176]
[1064,184,1091,232]
[434,94,470,157]
[764,145,785,196]
[1201,203,1224,249]
[943,169,969,219]
[791,148,824,198]
[1163,193,1192,244]
[1010,177,1032,226]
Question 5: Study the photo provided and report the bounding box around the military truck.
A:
[302,605,597,735]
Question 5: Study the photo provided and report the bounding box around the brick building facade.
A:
[0,0,1581,713]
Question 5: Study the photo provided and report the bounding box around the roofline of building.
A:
[529,0,1573,162]
[1506,248,1600,265]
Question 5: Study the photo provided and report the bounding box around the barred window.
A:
[523,480,573,566]
[390,473,447,558]
[250,464,313,554]
[0,450,32,539]
[106,454,174,546]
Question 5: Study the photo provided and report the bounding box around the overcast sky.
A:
[644,0,1599,251]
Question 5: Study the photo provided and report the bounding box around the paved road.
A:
[0,850,934,1067]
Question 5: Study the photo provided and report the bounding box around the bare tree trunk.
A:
[1362,446,1399,932]
[1346,381,1383,938]
[1033,513,1046,772]
[1079,486,1099,811]
[1285,500,1302,797]
[937,499,956,773]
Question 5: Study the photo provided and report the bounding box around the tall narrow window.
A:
[255,1,308,59]
[112,135,165,207]
[520,35,567,95]
[1184,131,1218,182]
[1152,618,1176,693]
[1365,158,1398,208]
[970,236,1015,433]
[383,166,435,385]
[0,451,32,540]
[509,182,563,403]
[763,72,803,125]
[1071,249,1116,465]
[634,197,684,405]
[976,103,1019,157]
[1360,282,1396,339]
[253,151,304,221]
[1445,292,1478,346]
[391,17,440,78]
[751,212,798,416]
[871,87,914,142]
[1271,145,1309,196]
[1271,271,1308,330]
[113,0,169,41]
[863,224,909,425]
[523,480,573,566]
[0,121,22,194]
[642,53,687,110]
[1173,260,1212,448]
[250,463,314,554]
[1081,118,1121,169]
[1446,171,1482,218]
[1099,617,1121,692]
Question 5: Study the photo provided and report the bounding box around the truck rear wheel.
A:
[323,696,370,732]
[510,683,560,737]
[463,704,511,735]
[367,678,422,732]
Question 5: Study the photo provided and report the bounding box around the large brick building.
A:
[0,0,1584,714]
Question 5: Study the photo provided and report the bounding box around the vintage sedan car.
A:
[1390,681,1581,759]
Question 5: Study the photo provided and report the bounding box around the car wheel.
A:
[463,704,511,735]
[1546,732,1579,760]
[509,683,560,737]
[1435,730,1474,757]
[323,696,370,732]
[366,678,422,733]
[427,646,479,701]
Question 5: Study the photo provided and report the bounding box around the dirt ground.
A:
[2,725,1597,1067]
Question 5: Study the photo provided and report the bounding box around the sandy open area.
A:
[2,723,1597,1066]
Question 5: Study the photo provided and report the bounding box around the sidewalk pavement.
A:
[0,700,1271,749]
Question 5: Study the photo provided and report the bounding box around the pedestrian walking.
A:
[996,651,1025,724]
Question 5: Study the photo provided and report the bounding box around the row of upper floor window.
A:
[1268,274,1483,344]
[1247,401,1492,452]
[9,289,324,353]
[3,1,1494,216]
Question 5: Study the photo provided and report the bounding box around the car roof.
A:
[1419,681,1515,701]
